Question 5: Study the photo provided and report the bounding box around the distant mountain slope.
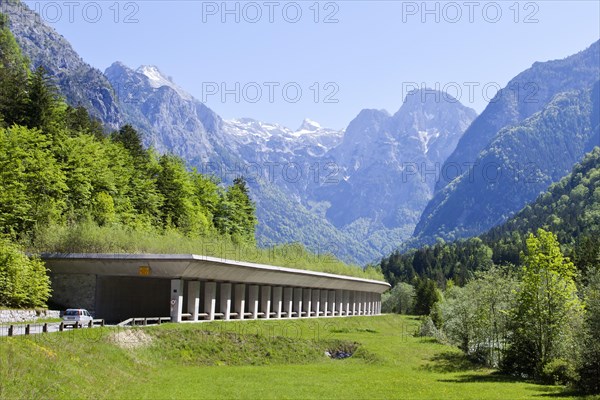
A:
[436,40,600,193]
[415,41,600,243]
[483,146,600,245]
[2,0,122,129]
[319,90,476,230]
[252,181,375,264]
[105,62,231,166]
[415,83,599,241]
[381,147,600,285]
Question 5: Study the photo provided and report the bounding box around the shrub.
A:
[417,316,445,343]
[541,359,578,386]
[0,237,51,308]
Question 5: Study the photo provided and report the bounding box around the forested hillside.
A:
[0,15,256,246]
[381,147,600,286]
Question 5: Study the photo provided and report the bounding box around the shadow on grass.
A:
[438,372,528,384]
[438,374,574,397]
[428,355,576,398]
[421,350,485,373]
[531,388,590,398]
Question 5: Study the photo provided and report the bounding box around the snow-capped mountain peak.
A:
[296,118,322,132]
[136,65,192,100]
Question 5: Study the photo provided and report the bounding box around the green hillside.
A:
[382,147,600,285]
[0,315,573,399]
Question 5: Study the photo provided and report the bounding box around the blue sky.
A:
[24,1,600,130]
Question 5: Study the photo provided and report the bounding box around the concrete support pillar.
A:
[204,282,216,320]
[357,292,363,315]
[359,292,365,315]
[350,291,357,316]
[260,286,271,319]
[248,285,259,319]
[320,290,328,316]
[302,288,312,318]
[377,293,382,314]
[187,281,200,321]
[170,279,184,323]
[311,289,320,317]
[336,289,343,316]
[343,290,350,316]
[363,292,368,315]
[366,292,372,315]
[329,290,336,316]
[284,287,293,318]
[272,286,283,319]
[220,283,232,320]
[234,284,246,320]
[370,293,376,315]
[293,288,303,318]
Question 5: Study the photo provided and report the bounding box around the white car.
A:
[62,309,94,327]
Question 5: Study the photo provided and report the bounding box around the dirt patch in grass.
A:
[109,328,153,350]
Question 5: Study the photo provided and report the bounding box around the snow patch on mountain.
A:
[137,65,193,101]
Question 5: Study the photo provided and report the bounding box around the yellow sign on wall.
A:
[139,266,151,276]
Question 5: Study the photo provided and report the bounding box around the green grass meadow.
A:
[0,315,582,399]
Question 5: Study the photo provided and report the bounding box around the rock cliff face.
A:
[319,91,476,231]
[2,0,122,129]
[415,41,600,243]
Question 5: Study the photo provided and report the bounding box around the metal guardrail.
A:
[117,317,171,327]
[2,319,105,337]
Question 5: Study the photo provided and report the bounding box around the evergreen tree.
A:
[413,278,441,316]
[25,66,62,132]
[0,14,29,127]
[111,124,147,162]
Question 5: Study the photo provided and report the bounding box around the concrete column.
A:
[204,282,216,320]
[284,287,293,318]
[366,292,372,315]
[272,286,283,319]
[343,290,351,316]
[248,285,259,319]
[220,283,232,320]
[363,292,368,315]
[187,281,200,321]
[350,291,357,316]
[370,293,375,315]
[170,279,184,323]
[293,288,303,318]
[359,292,364,315]
[234,284,246,320]
[302,288,312,318]
[329,290,336,316]
[336,289,343,316]
[320,290,328,316]
[311,289,320,317]
[260,286,271,319]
